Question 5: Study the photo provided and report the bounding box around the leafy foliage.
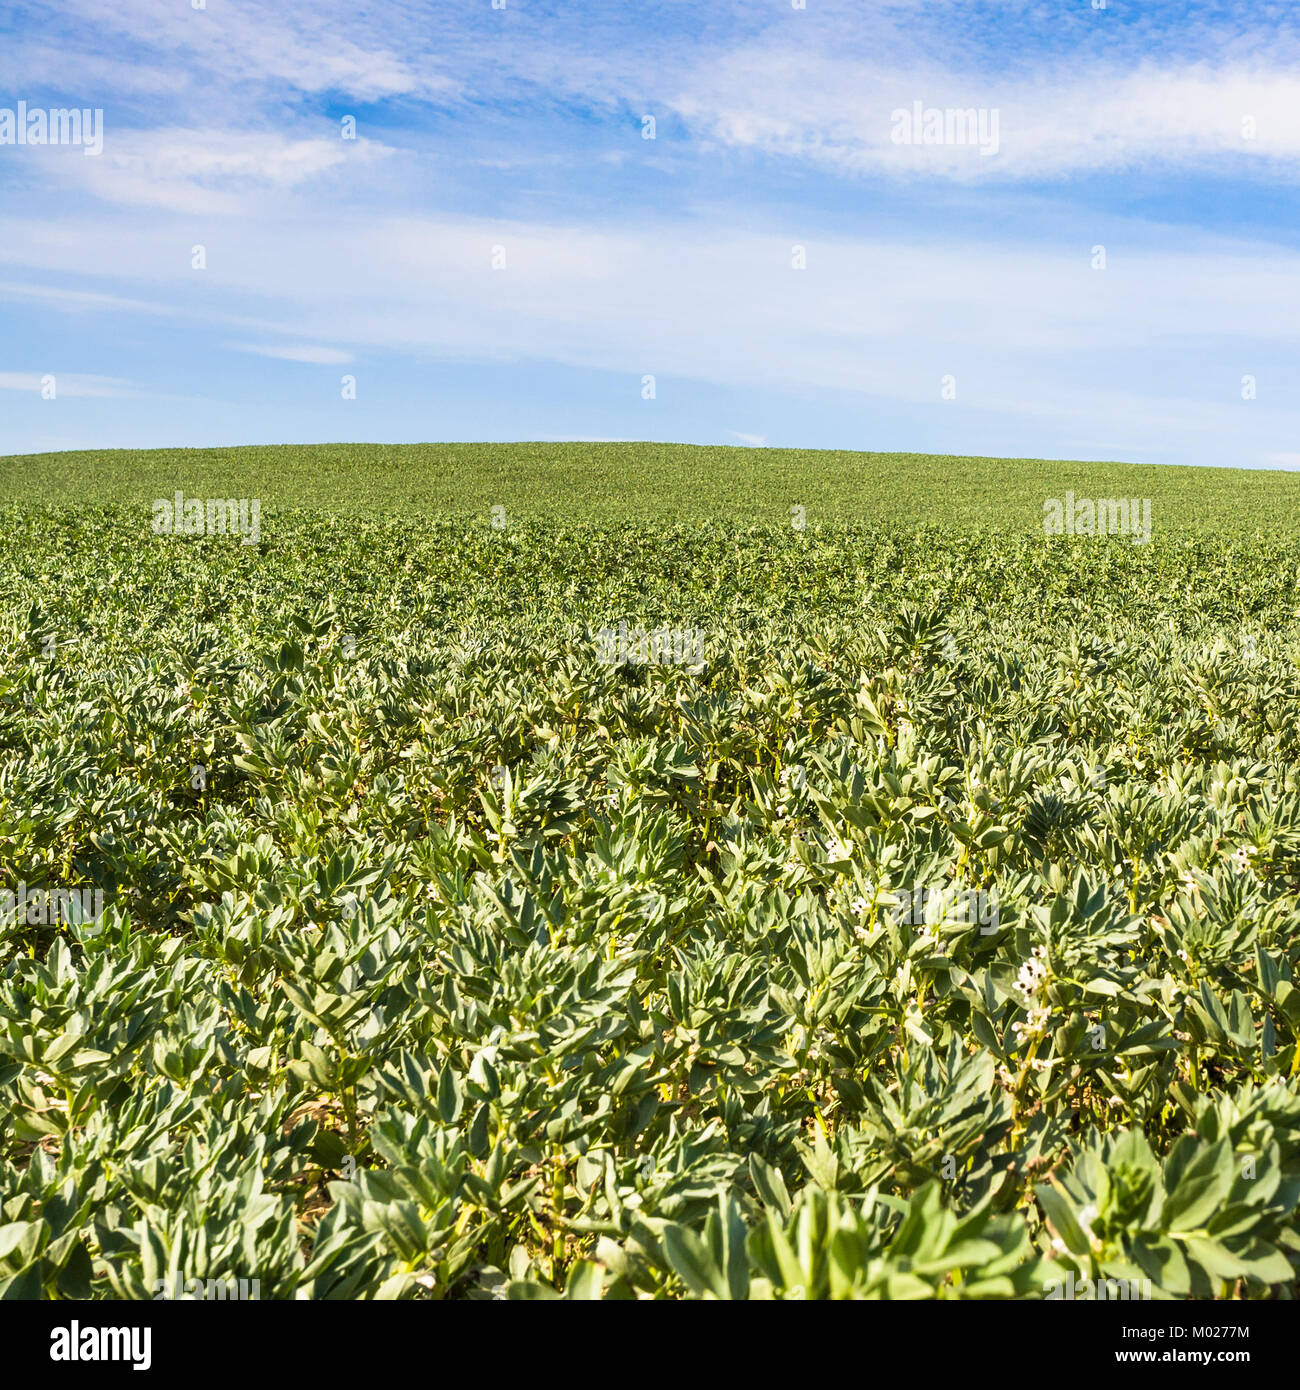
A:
[4,504,1300,1299]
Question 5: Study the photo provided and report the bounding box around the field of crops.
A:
[5,445,1300,1301]
[6,440,1300,533]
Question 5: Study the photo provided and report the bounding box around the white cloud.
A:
[47,128,394,214]
[7,0,459,104]
[2,207,1297,468]
[9,2,1300,191]
[730,432,767,446]
[668,52,1300,182]
[0,280,176,315]
[0,371,132,397]
[4,209,1299,384]
[234,343,355,365]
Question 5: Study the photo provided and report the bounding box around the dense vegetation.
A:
[3,446,1300,1300]
[4,440,1300,533]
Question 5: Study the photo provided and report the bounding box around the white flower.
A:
[1016,956,1047,999]
[826,833,852,862]
[1012,1005,1052,1045]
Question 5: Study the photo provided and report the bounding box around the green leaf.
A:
[1164,1140,1234,1234]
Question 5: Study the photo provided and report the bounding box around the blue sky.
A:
[1,0,1298,466]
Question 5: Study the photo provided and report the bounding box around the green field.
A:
[4,441,1300,532]
[4,444,1300,1301]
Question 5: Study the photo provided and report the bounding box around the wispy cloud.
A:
[0,280,177,315]
[1,0,460,104]
[0,371,133,397]
[234,343,355,366]
[668,53,1300,182]
[4,207,1296,436]
[41,128,394,214]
